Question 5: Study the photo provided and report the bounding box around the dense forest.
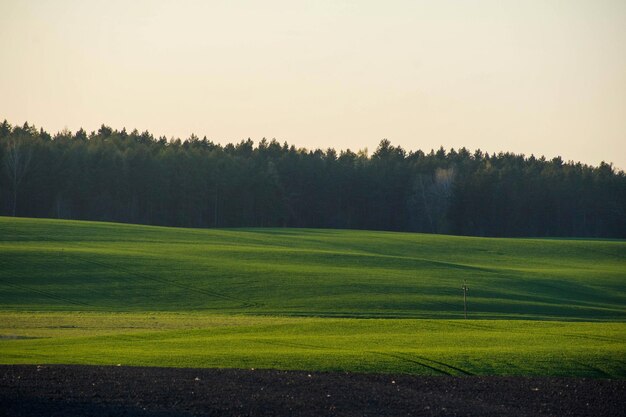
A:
[1,120,624,237]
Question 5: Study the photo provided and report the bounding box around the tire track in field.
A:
[560,332,624,343]
[0,225,261,309]
[255,339,460,376]
[253,339,459,376]
[572,360,613,378]
[253,339,333,351]
[0,255,95,308]
[368,351,453,376]
[74,255,260,308]
[411,354,474,376]
[0,280,92,307]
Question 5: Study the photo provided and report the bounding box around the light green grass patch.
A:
[1,312,624,378]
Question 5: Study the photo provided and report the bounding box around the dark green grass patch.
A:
[0,217,624,320]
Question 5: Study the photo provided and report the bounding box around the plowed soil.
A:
[1,365,624,417]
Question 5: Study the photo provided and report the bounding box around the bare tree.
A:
[413,167,456,233]
[3,137,32,216]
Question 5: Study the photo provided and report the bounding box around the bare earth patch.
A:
[1,365,624,417]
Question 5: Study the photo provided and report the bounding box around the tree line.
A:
[1,120,624,237]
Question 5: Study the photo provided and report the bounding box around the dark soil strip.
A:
[1,365,624,417]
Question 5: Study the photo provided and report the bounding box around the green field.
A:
[1,217,625,377]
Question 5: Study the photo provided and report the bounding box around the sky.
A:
[1,0,625,169]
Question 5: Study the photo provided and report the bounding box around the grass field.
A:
[1,217,624,319]
[1,312,625,378]
[0,217,625,377]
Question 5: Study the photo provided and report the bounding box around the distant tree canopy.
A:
[1,120,624,237]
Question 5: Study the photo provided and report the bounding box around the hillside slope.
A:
[0,217,624,320]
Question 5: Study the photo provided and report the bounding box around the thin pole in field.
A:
[462,280,469,319]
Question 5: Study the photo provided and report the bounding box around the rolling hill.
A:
[0,217,624,377]
[0,217,624,319]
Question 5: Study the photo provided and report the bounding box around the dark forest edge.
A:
[1,120,624,237]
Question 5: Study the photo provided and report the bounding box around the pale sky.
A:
[1,0,625,168]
